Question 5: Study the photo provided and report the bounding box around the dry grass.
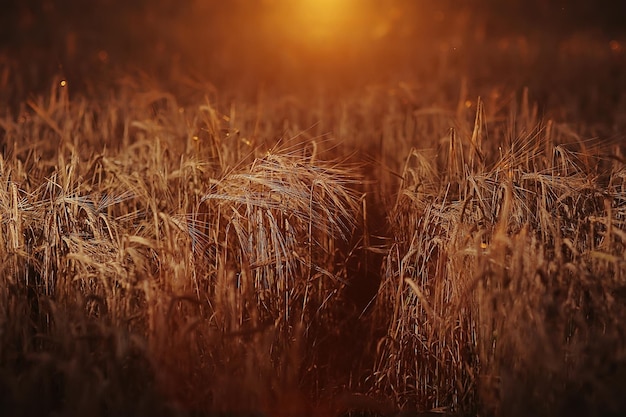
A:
[1,26,626,417]
[373,95,626,415]
[0,77,365,415]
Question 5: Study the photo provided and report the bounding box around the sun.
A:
[295,0,352,26]
[290,0,361,42]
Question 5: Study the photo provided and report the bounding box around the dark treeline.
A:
[1,0,624,45]
[466,0,626,35]
[0,0,623,101]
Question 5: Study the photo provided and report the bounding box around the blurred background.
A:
[0,0,624,97]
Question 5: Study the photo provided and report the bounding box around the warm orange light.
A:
[296,0,350,28]
[289,0,360,42]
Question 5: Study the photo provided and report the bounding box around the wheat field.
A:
[1,2,626,416]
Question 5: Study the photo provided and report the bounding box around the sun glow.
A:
[288,0,362,43]
[296,0,351,33]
